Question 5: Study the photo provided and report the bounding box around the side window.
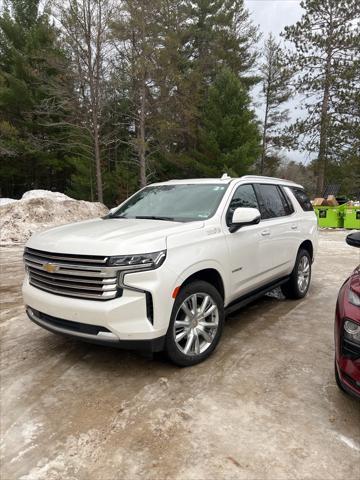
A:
[226,184,259,225]
[255,184,288,219]
[279,187,295,215]
[290,187,313,211]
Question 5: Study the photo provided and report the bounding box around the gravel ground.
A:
[1,230,359,480]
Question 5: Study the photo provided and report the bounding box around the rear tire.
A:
[281,248,311,299]
[165,281,224,367]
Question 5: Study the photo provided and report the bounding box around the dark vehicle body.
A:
[335,232,360,399]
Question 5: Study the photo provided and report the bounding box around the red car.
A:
[335,231,360,399]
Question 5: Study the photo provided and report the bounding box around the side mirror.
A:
[346,231,360,248]
[230,207,261,233]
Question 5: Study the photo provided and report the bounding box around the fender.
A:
[172,259,229,304]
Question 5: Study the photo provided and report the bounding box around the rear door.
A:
[253,183,298,283]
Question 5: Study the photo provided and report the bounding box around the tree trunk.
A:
[316,88,330,196]
[316,35,333,196]
[261,95,269,175]
[138,82,147,187]
[93,122,103,203]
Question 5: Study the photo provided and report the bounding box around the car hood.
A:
[26,218,205,256]
[349,265,360,296]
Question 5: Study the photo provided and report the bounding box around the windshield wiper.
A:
[135,215,176,221]
[105,214,176,221]
[104,214,127,219]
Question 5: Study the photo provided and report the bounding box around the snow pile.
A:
[0,198,17,206]
[0,190,108,244]
[21,189,72,202]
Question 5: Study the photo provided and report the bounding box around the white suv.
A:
[23,175,318,366]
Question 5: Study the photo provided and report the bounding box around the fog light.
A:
[344,320,360,343]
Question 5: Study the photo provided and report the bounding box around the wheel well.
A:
[299,240,313,261]
[181,269,225,300]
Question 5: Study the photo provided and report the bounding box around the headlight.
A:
[348,288,360,307]
[344,319,360,343]
[108,250,166,270]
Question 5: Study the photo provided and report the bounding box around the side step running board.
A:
[225,276,290,316]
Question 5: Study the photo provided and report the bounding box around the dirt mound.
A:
[0,191,108,244]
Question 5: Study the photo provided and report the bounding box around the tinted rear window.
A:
[279,187,295,215]
[255,184,288,219]
[290,188,313,211]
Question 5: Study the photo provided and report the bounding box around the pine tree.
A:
[158,0,261,177]
[0,0,263,199]
[325,52,360,196]
[195,68,261,176]
[110,0,261,185]
[0,0,74,198]
[283,0,359,195]
[259,34,293,175]
[184,0,259,84]
[111,0,166,187]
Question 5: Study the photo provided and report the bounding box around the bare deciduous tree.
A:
[259,34,293,175]
[55,0,117,202]
[111,0,163,188]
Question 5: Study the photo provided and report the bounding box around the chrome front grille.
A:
[24,247,120,300]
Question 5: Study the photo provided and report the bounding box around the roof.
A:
[152,178,233,185]
[241,175,302,188]
[151,175,303,189]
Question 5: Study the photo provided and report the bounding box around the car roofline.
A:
[239,175,303,189]
[148,175,303,189]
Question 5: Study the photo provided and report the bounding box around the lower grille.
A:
[24,248,121,300]
[341,370,359,389]
[33,310,111,335]
[145,292,154,324]
[342,338,360,359]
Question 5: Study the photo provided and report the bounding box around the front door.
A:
[224,183,264,301]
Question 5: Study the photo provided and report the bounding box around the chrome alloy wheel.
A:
[173,293,219,356]
[297,255,310,293]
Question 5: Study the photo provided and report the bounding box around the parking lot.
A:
[1,230,359,480]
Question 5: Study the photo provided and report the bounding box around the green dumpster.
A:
[314,206,344,228]
[343,206,360,229]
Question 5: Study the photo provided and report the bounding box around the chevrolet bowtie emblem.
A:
[43,263,58,273]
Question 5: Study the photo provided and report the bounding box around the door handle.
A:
[261,229,270,236]
[291,224,298,230]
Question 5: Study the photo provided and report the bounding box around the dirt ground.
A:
[1,230,359,480]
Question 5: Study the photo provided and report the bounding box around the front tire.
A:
[165,281,224,366]
[281,248,311,299]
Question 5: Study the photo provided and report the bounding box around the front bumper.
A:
[334,281,360,399]
[335,359,360,399]
[23,274,172,341]
[26,307,165,352]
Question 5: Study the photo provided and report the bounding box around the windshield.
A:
[110,184,228,222]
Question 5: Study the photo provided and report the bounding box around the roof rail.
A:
[241,175,298,185]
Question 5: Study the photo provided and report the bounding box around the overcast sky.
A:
[245,0,304,38]
[245,0,310,164]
